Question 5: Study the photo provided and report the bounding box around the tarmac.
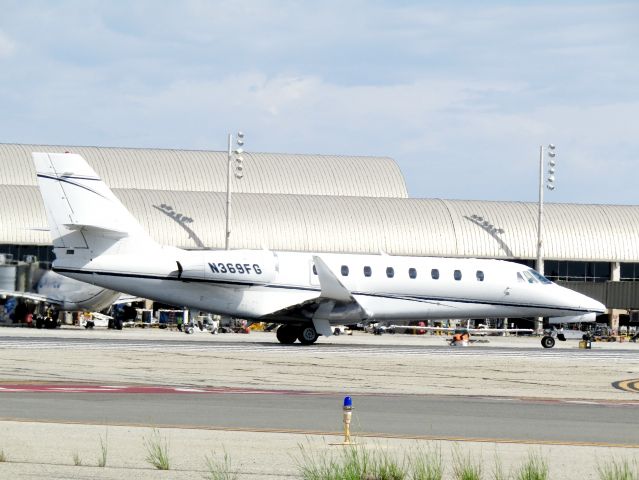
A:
[0,327,638,479]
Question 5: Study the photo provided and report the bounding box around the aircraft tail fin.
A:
[33,152,158,260]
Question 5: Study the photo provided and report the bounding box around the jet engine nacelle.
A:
[180,250,277,284]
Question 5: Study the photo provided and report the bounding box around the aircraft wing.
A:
[0,290,63,306]
[468,327,534,334]
[112,294,145,305]
[390,325,456,332]
[389,325,533,334]
[260,256,368,335]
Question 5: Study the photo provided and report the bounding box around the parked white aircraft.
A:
[0,269,120,313]
[32,152,606,345]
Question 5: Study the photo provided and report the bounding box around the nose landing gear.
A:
[541,336,555,348]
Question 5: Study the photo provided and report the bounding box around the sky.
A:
[0,1,637,204]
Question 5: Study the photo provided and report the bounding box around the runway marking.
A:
[0,383,325,395]
[612,379,639,393]
[0,416,637,449]
[2,383,639,408]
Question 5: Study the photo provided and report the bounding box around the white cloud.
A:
[0,1,637,204]
[0,31,15,58]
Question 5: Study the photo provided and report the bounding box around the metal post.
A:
[535,145,544,333]
[225,134,232,250]
[536,145,544,276]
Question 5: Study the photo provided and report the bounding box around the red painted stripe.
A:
[0,384,324,395]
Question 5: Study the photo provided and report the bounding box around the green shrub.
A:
[205,450,238,480]
[597,458,638,480]
[143,428,170,470]
[515,452,548,480]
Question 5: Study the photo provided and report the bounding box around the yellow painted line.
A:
[0,417,637,449]
[612,379,639,393]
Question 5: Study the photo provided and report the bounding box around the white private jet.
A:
[0,269,137,328]
[0,269,120,313]
[32,152,606,345]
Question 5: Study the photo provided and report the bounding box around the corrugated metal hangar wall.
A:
[1,143,638,263]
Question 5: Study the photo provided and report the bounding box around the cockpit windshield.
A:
[517,269,552,284]
[529,269,552,284]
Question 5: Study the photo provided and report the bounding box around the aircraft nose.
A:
[576,291,606,314]
[557,286,606,314]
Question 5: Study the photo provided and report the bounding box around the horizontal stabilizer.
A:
[0,290,61,305]
[61,223,128,237]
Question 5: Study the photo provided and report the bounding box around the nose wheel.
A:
[541,336,555,348]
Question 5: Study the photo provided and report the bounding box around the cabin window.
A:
[431,269,440,280]
[312,265,317,275]
[476,270,484,282]
[364,266,372,277]
[386,267,395,278]
[454,270,462,281]
[517,272,525,283]
[409,268,417,279]
[341,265,349,276]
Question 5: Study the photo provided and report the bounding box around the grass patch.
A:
[492,452,509,480]
[72,451,82,466]
[297,443,372,479]
[205,450,238,480]
[451,446,482,480]
[597,458,638,480]
[97,434,108,467]
[374,449,407,479]
[144,428,170,470]
[515,452,548,480]
[297,442,412,480]
[410,445,444,480]
[0,449,6,462]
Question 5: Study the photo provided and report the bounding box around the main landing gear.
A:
[276,324,319,345]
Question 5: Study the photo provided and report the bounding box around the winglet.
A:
[312,256,353,303]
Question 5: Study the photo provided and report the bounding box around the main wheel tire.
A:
[541,336,555,349]
[276,325,297,344]
[298,326,319,345]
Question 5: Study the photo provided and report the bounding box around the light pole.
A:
[535,143,557,332]
[225,132,245,250]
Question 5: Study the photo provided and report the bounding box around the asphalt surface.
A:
[0,329,638,479]
[1,333,638,359]
[0,387,637,446]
